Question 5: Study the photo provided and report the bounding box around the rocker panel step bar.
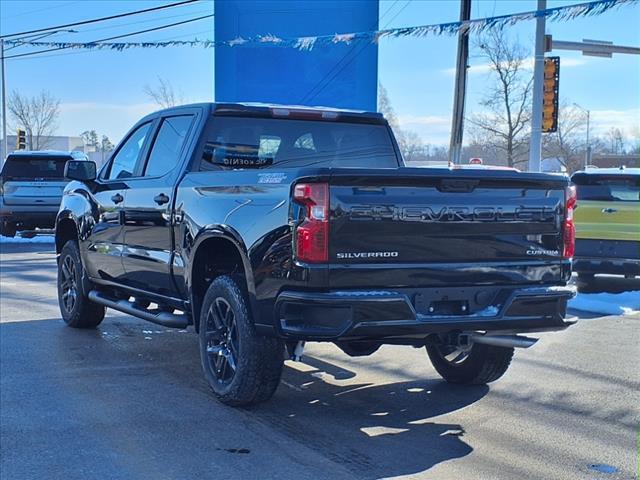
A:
[88,290,189,329]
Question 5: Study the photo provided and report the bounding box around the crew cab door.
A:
[120,114,196,297]
[84,121,154,283]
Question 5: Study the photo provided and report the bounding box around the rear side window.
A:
[1,155,71,180]
[145,115,194,177]
[199,117,399,171]
[572,174,640,202]
[104,122,152,180]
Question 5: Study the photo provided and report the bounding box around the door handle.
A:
[111,193,123,204]
[601,208,617,214]
[154,193,170,205]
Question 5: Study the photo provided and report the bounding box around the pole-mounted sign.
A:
[542,56,560,133]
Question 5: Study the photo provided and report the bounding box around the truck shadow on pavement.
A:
[1,317,488,479]
[251,356,488,478]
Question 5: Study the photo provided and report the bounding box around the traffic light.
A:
[16,128,27,150]
[542,57,560,133]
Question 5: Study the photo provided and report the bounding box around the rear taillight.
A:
[563,185,577,259]
[293,182,329,263]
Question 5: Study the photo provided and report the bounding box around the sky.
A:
[1,0,639,147]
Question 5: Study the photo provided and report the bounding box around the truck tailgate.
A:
[328,168,570,288]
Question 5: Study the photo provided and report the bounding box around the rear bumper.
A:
[274,285,577,341]
[0,204,58,228]
[573,257,640,276]
[574,239,640,276]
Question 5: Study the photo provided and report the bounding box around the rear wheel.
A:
[57,240,105,328]
[426,342,514,384]
[0,221,16,237]
[198,275,284,406]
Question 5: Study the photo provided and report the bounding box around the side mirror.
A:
[65,160,96,182]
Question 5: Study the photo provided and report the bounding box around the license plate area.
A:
[414,287,503,317]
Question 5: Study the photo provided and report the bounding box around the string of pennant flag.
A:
[4,0,637,53]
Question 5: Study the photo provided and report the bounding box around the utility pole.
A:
[1,39,7,165]
[529,0,546,172]
[448,0,472,167]
[573,103,591,169]
[584,109,591,168]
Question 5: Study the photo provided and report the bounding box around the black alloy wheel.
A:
[59,254,79,315]
[204,297,240,386]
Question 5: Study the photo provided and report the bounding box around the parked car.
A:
[55,103,576,406]
[0,151,87,237]
[571,167,640,282]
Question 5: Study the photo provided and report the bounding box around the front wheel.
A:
[426,342,514,384]
[57,240,105,328]
[198,275,284,407]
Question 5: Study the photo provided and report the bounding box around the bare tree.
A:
[8,90,60,150]
[80,130,99,149]
[468,30,533,168]
[101,135,114,153]
[542,102,588,172]
[143,76,183,109]
[629,126,640,154]
[605,127,625,154]
[378,83,424,162]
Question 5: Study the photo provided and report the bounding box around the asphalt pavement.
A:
[1,241,638,480]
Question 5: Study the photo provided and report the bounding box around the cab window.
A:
[573,174,640,202]
[103,122,152,180]
[144,115,194,177]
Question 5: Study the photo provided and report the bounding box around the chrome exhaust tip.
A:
[468,334,538,349]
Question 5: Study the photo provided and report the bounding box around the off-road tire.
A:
[57,240,105,328]
[426,342,514,384]
[199,275,284,407]
[0,221,16,237]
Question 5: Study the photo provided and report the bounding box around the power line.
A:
[4,14,214,60]
[0,0,199,39]
[301,0,412,105]
[4,28,215,63]
[59,7,214,36]
[299,0,401,105]
[1,1,81,20]
[5,30,77,52]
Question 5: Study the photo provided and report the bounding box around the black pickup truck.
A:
[56,103,576,406]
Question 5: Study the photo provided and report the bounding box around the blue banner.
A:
[214,0,379,111]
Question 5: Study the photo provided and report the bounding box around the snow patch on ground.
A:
[569,291,640,317]
[0,235,54,244]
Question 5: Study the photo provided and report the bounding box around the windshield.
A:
[199,116,399,171]
[1,155,71,180]
[572,174,640,202]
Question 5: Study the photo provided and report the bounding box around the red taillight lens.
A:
[563,185,577,259]
[293,183,329,263]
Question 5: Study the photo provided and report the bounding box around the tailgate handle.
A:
[601,208,617,214]
[438,179,479,193]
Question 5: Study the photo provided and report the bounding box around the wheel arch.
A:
[55,213,79,254]
[187,229,257,332]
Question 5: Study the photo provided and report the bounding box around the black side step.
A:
[88,291,189,329]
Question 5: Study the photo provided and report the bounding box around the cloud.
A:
[58,102,159,142]
[589,108,640,137]
[396,114,451,145]
[398,114,450,127]
[442,57,587,76]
